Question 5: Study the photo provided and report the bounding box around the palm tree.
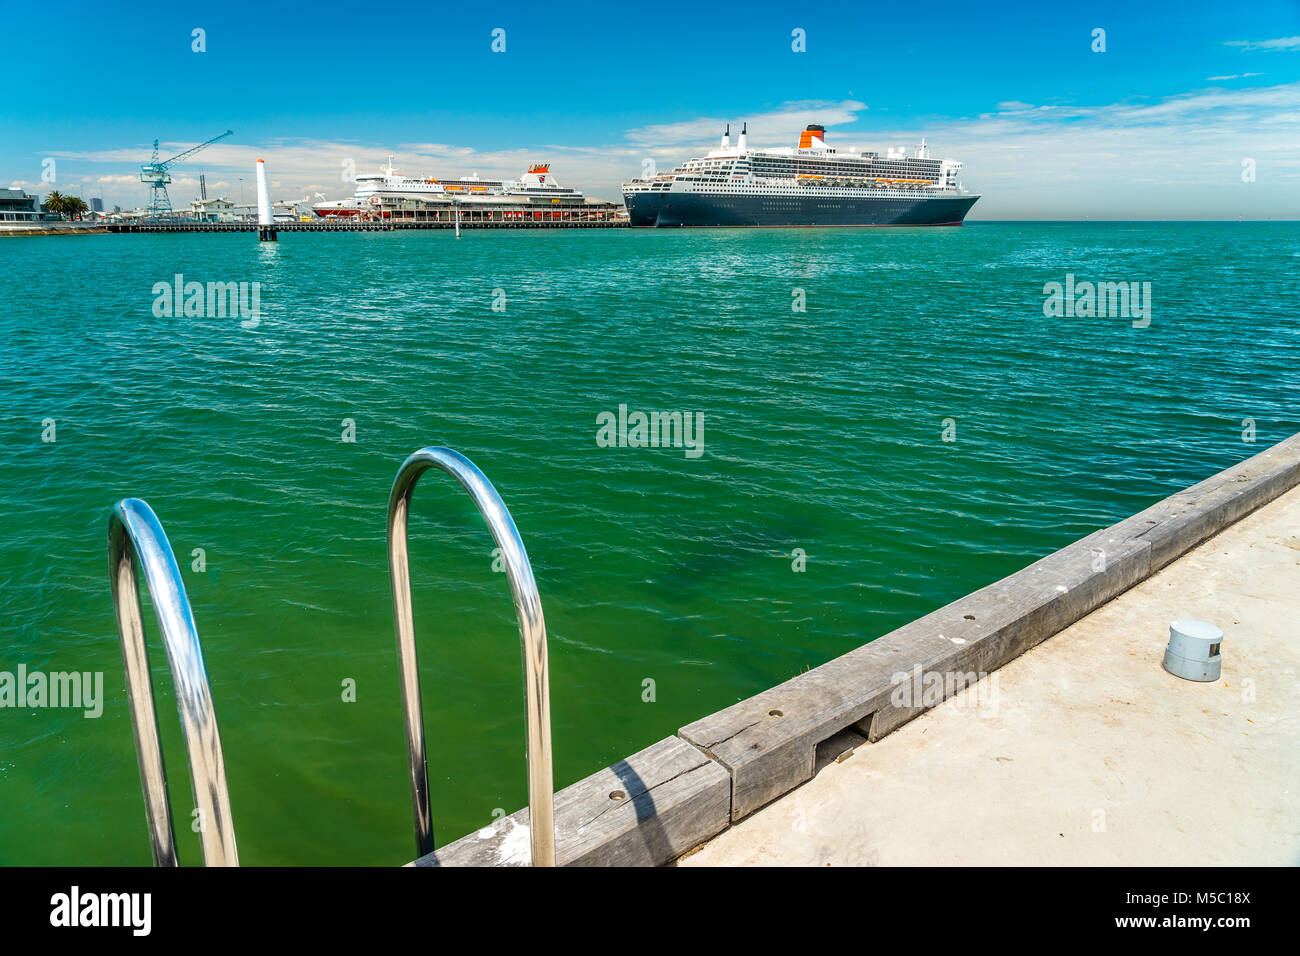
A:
[64,196,88,220]
[43,190,65,219]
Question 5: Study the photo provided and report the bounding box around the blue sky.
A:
[3,0,1298,217]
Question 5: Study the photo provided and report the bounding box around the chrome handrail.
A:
[108,498,238,867]
[387,447,555,866]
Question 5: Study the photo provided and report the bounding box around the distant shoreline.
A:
[0,222,109,237]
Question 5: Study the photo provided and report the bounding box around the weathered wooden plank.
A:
[1127,432,1300,572]
[411,736,730,867]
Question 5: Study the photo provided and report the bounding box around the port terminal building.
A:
[0,188,47,222]
[364,195,624,224]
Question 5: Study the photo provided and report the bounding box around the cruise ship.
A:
[314,160,586,217]
[622,124,979,227]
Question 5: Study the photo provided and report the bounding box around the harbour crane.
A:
[140,129,233,220]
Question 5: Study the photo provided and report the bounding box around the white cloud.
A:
[872,80,1300,217]
[1224,36,1300,52]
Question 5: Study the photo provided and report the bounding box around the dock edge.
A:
[412,430,1300,866]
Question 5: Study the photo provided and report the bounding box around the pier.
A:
[681,481,1300,866]
[414,431,1300,866]
[108,218,628,234]
[108,193,628,233]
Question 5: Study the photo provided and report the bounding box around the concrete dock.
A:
[680,484,1300,867]
[413,433,1300,867]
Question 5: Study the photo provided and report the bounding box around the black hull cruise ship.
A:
[623,124,979,228]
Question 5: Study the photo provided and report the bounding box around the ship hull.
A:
[624,192,978,228]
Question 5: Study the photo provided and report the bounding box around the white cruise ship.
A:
[622,124,979,227]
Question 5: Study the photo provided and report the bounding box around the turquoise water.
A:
[1,222,1296,865]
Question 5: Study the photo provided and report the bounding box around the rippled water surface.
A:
[1,222,1296,864]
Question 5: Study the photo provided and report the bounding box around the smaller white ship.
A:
[313,159,583,217]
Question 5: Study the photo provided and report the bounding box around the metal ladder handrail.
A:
[387,447,555,866]
[108,498,238,867]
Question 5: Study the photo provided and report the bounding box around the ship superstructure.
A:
[314,160,589,218]
[622,124,979,227]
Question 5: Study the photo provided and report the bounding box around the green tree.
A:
[43,190,65,219]
[64,196,88,220]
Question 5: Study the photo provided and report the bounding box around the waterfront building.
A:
[189,197,237,222]
[0,187,45,222]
